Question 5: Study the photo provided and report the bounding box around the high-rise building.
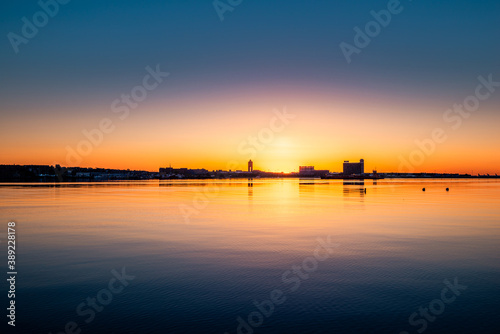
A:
[248,160,253,172]
[343,159,365,175]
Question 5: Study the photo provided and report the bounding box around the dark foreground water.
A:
[1,179,499,334]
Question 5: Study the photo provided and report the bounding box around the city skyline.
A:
[2,158,497,177]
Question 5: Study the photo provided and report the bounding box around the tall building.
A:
[248,160,253,172]
[343,159,364,175]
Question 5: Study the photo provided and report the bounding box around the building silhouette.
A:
[248,160,253,172]
[299,166,329,177]
[299,166,314,173]
[343,159,364,175]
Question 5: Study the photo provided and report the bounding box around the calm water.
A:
[1,179,500,334]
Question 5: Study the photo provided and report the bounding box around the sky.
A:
[0,0,499,173]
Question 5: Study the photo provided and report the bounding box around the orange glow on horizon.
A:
[1,85,499,174]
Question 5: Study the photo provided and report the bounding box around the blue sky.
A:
[1,0,499,106]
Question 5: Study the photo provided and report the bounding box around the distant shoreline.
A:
[1,176,500,184]
[1,164,498,182]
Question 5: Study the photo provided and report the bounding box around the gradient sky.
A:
[1,0,499,173]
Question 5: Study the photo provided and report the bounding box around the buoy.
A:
[422,188,426,191]
[446,188,449,191]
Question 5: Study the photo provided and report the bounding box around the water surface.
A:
[1,179,499,333]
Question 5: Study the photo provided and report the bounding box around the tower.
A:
[248,160,253,172]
